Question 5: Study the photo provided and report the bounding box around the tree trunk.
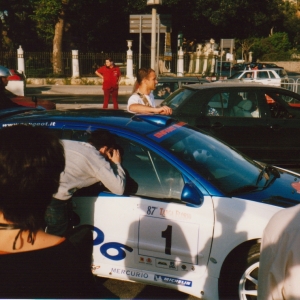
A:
[53,14,64,75]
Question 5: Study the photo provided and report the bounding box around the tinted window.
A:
[159,126,266,195]
[265,91,299,118]
[241,72,253,79]
[116,136,184,200]
[162,88,195,109]
[206,93,229,116]
[257,71,269,79]
[154,82,178,99]
[229,72,244,79]
[229,91,260,118]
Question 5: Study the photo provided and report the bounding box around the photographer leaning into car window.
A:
[0,125,98,298]
[0,65,22,109]
[45,129,126,236]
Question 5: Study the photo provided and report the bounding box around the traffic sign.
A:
[129,15,171,34]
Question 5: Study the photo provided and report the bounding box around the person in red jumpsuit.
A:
[95,57,121,109]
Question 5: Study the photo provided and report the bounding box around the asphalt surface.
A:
[26,84,133,109]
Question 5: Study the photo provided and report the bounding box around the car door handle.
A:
[211,122,224,129]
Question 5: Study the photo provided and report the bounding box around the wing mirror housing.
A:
[181,182,204,207]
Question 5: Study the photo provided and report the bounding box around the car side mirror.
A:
[181,182,204,207]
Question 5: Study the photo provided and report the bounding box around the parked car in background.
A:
[154,76,209,105]
[1,109,300,300]
[272,68,288,79]
[232,62,283,71]
[161,82,300,169]
[227,69,282,86]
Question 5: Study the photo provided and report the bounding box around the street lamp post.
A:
[147,0,162,71]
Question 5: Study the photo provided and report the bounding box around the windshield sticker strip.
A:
[2,122,57,127]
[148,122,186,142]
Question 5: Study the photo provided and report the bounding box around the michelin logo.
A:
[154,275,192,287]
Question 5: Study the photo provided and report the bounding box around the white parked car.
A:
[228,69,282,86]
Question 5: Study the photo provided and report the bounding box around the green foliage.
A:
[45,77,56,84]
[30,0,63,45]
[80,78,96,85]
[251,33,292,61]
[62,77,71,85]
[1,0,300,55]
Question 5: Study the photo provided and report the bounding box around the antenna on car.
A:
[32,96,37,107]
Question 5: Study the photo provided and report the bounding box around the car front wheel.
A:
[219,243,260,300]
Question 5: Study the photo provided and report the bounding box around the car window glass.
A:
[229,91,261,118]
[257,71,269,79]
[115,136,184,201]
[160,126,263,194]
[61,129,90,141]
[229,72,243,79]
[269,71,276,78]
[154,82,178,99]
[206,93,228,116]
[242,72,253,79]
[264,92,291,118]
[275,92,300,107]
[162,88,194,109]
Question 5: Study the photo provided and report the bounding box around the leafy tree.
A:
[251,32,291,61]
[1,0,300,73]
[0,0,40,51]
[280,1,300,50]
[30,0,69,74]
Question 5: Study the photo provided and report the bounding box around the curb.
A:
[25,84,133,96]
[56,104,128,110]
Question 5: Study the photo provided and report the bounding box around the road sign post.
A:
[129,14,171,70]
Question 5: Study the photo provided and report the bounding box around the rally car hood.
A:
[232,168,300,208]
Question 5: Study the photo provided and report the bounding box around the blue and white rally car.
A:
[1,108,300,300]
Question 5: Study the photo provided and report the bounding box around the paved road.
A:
[95,277,200,300]
[26,84,133,109]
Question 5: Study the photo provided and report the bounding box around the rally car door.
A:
[72,133,214,296]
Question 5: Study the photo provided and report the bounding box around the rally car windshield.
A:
[159,126,269,195]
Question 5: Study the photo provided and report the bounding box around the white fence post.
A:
[17,45,25,75]
[126,40,134,79]
[177,46,184,77]
[72,50,79,78]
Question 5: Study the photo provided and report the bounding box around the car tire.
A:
[219,243,260,300]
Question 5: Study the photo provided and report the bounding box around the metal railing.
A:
[281,78,300,93]
[1,50,299,80]
[0,51,183,78]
